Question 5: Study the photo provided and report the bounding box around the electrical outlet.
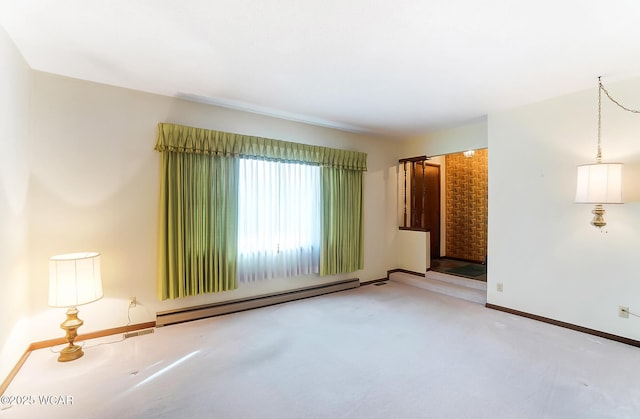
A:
[619,306,629,319]
[497,283,503,292]
[129,297,137,308]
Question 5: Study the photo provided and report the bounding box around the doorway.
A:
[430,149,488,280]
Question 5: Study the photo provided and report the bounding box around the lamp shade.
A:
[49,252,103,308]
[575,163,623,204]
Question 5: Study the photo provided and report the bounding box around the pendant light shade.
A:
[575,162,623,204]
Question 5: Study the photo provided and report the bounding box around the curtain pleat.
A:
[155,123,367,171]
[157,151,238,300]
[320,167,364,276]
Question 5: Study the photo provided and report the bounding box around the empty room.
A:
[1,1,640,418]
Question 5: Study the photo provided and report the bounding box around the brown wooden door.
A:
[411,162,440,259]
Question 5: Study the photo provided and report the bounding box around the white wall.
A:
[0,26,31,383]
[488,77,640,340]
[392,230,430,274]
[24,72,399,343]
[402,121,488,157]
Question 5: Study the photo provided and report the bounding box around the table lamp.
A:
[48,252,103,362]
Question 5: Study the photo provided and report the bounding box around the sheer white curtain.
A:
[238,158,320,282]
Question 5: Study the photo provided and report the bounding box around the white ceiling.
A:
[2,0,640,137]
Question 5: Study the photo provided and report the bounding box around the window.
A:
[155,123,366,299]
[237,159,320,282]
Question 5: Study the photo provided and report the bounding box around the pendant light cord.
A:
[597,77,603,162]
[599,80,640,114]
[597,77,640,162]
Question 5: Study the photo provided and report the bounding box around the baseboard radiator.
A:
[156,278,360,327]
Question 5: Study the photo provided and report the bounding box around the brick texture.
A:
[445,149,488,263]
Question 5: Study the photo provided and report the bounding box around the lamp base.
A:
[58,344,84,362]
[58,307,84,362]
[591,204,607,229]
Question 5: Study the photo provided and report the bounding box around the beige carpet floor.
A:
[3,280,640,418]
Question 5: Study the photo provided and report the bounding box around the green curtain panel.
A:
[320,167,364,276]
[157,150,239,300]
[156,123,367,171]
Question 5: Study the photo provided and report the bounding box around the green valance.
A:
[155,123,367,171]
